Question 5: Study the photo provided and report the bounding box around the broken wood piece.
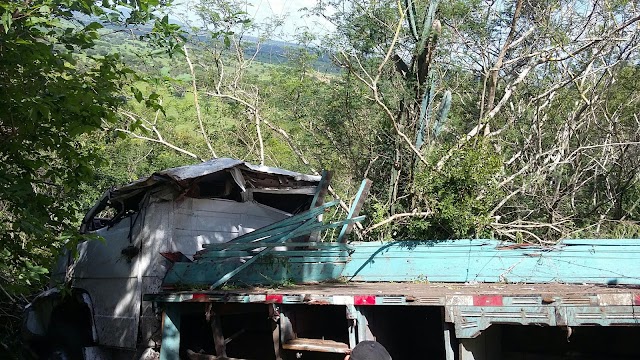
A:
[186,349,247,360]
[337,179,372,243]
[208,216,364,288]
[311,170,332,208]
[211,313,226,357]
[282,338,351,354]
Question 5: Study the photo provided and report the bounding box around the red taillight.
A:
[192,293,207,300]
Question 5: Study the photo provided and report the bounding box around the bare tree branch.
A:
[364,211,432,235]
[115,111,204,161]
[183,44,217,158]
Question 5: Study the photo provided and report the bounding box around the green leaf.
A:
[174,73,192,82]
[131,87,143,102]
[1,11,14,33]
[107,12,121,22]
[85,21,104,31]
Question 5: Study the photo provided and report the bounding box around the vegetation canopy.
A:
[0,0,180,353]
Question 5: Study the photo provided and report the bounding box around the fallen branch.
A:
[114,128,203,161]
[363,211,432,235]
[492,220,567,235]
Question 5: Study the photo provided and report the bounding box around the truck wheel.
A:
[45,299,92,360]
[348,341,392,360]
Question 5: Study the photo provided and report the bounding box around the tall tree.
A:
[0,0,180,353]
[310,0,640,241]
[94,0,640,243]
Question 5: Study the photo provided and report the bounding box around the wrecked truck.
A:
[25,159,640,360]
[24,158,324,359]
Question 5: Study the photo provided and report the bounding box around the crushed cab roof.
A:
[111,158,320,195]
[80,158,321,233]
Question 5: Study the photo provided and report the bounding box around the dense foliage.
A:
[0,0,179,354]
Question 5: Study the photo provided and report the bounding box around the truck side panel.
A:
[343,240,640,285]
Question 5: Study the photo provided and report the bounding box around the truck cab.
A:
[24,159,322,359]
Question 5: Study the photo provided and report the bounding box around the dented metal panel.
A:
[80,158,321,234]
[108,158,320,201]
[153,158,321,183]
[138,201,174,279]
[74,219,142,279]
[73,277,141,349]
[30,159,329,355]
[343,239,640,285]
[170,198,289,256]
[71,196,294,349]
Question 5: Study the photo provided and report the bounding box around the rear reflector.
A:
[354,295,376,305]
[266,294,283,303]
[473,295,503,306]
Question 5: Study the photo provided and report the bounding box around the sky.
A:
[244,0,334,39]
[173,0,335,42]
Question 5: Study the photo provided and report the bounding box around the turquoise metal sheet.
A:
[164,259,347,287]
[343,239,640,285]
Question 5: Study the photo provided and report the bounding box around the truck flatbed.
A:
[148,281,640,334]
[147,281,640,359]
[148,281,640,306]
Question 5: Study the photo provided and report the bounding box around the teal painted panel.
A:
[200,251,254,258]
[159,304,181,360]
[164,258,346,287]
[560,238,640,246]
[201,249,344,258]
[166,238,640,288]
[268,250,349,257]
[275,256,348,263]
[342,239,640,285]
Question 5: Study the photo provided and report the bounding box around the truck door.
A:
[72,214,143,350]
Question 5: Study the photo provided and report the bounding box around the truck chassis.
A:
[146,282,640,359]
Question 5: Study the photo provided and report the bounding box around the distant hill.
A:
[93,12,339,73]
[240,36,339,73]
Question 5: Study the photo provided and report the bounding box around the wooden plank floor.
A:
[165,281,640,298]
